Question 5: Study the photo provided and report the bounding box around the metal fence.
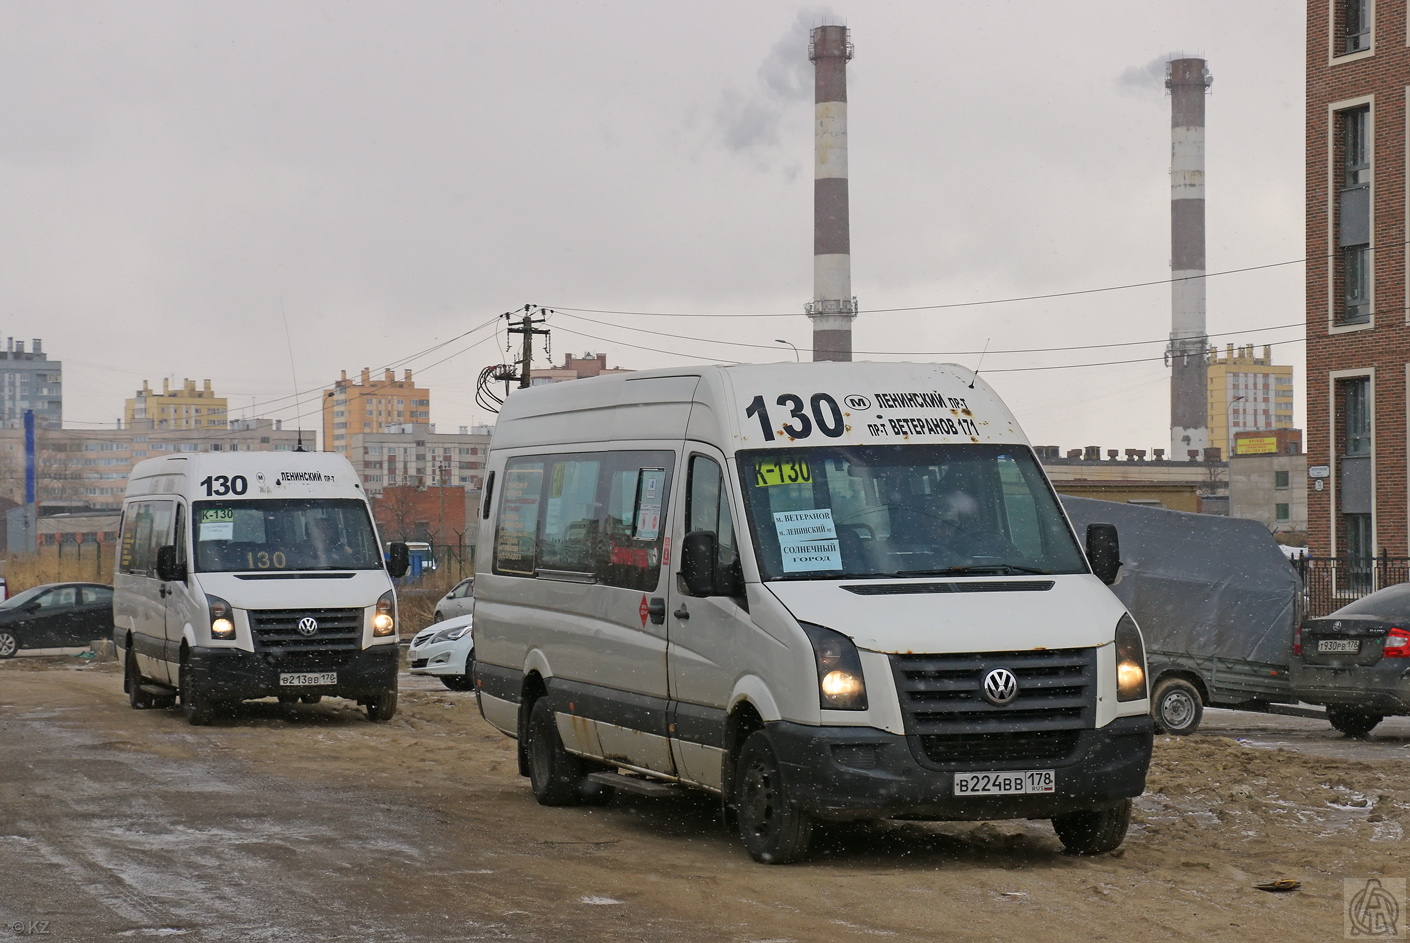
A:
[1296,555,1410,618]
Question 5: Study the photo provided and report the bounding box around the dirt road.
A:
[2,658,1408,942]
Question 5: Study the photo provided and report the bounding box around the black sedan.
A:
[0,582,113,658]
[1293,582,1410,736]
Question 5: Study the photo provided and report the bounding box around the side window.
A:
[118,501,173,577]
[492,451,673,590]
[686,455,738,586]
[493,460,544,576]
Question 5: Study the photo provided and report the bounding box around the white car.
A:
[432,578,475,623]
[408,614,474,691]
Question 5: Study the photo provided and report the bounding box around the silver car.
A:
[408,614,474,691]
[432,578,474,624]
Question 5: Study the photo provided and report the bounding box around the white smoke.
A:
[1117,55,1168,95]
[715,7,841,154]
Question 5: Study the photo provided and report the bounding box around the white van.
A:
[115,451,409,725]
[473,363,1152,863]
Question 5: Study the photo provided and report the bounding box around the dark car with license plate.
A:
[0,582,114,658]
[1292,582,1410,736]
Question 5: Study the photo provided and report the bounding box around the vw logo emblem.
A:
[982,668,1019,706]
[297,617,319,637]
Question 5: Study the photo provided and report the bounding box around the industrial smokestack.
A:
[806,24,855,362]
[1165,57,1213,456]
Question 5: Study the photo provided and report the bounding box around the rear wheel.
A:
[1151,677,1203,735]
[734,730,813,864]
[1327,706,1383,738]
[1052,799,1131,856]
[0,630,17,659]
[526,698,587,806]
[366,688,398,722]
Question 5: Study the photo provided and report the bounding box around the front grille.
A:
[891,648,1097,767]
[249,608,364,654]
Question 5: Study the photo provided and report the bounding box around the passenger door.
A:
[666,449,754,790]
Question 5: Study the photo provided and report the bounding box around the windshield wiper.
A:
[893,564,1053,577]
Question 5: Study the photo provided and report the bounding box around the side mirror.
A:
[387,541,410,579]
[156,544,187,583]
[680,531,718,596]
[1085,523,1121,586]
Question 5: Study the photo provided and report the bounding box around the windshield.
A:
[192,498,383,573]
[738,444,1088,581]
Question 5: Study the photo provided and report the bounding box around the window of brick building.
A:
[1336,105,1372,324]
[1341,0,1371,54]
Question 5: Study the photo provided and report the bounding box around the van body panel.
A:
[475,363,1152,846]
[763,575,1128,656]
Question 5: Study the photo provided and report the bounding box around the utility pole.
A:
[505,304,550,389]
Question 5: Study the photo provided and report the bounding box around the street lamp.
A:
[1227,395,1246,456]
[775,339,799,362]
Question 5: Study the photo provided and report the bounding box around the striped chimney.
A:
[806,25,855,362]
[1166,57,1213,457]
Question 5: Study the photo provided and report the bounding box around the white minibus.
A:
[473,363,1152,862]
[115,451,409,725]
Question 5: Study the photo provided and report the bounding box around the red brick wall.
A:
[1306,0,1410,555]
[371,485,468,545]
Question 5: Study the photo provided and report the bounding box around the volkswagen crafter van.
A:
[473,363,1153,863]
[115,452,409,725]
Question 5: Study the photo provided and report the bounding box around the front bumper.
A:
[408,639,472,677]
[1292,661,1410,713]
[187,643,398,702]
[767,714,1154,821]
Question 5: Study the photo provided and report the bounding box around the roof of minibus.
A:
[125,450,368,500]
[489,362,1029,453]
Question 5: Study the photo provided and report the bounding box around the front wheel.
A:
[0,630,17,659]
[366,688,398,722]
[734,730,814,864]
[126,650,155,709]
[440,652,476,692]
[180,658,216,726]
[1151,677,1203,735]
[1052,799,1131,855]
[1327,706,1383,738]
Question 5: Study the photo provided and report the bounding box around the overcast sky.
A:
[1,1,1305,451]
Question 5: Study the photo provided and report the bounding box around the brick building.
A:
[1305,0,1410,557]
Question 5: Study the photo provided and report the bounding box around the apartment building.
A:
[1305,0,1410,557]
[323,368,431,458]
[125,378,228,430]
[345,423,492,500]
[1206,344,1296,456]
[0,337,62,430]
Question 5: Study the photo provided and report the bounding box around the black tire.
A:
[734,730,814,864]
[1052,799,1132,855]
[1151,677,1203,735]
[526,697,586,806]
[126,650,155,709]
[1327,706,1383,738]
[432,610,445,624]
[0,630,17,659]
[366,688,398,722]
[181,657,216,727]
[439,652,476,692]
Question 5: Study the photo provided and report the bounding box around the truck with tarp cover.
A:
[1061,496,1301,735]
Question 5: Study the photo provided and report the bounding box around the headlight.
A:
[373,590,396,637]
[208,594,235,640]
[433,624,472,643]
[800,622,868,711]
[1115,613,1147,702]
